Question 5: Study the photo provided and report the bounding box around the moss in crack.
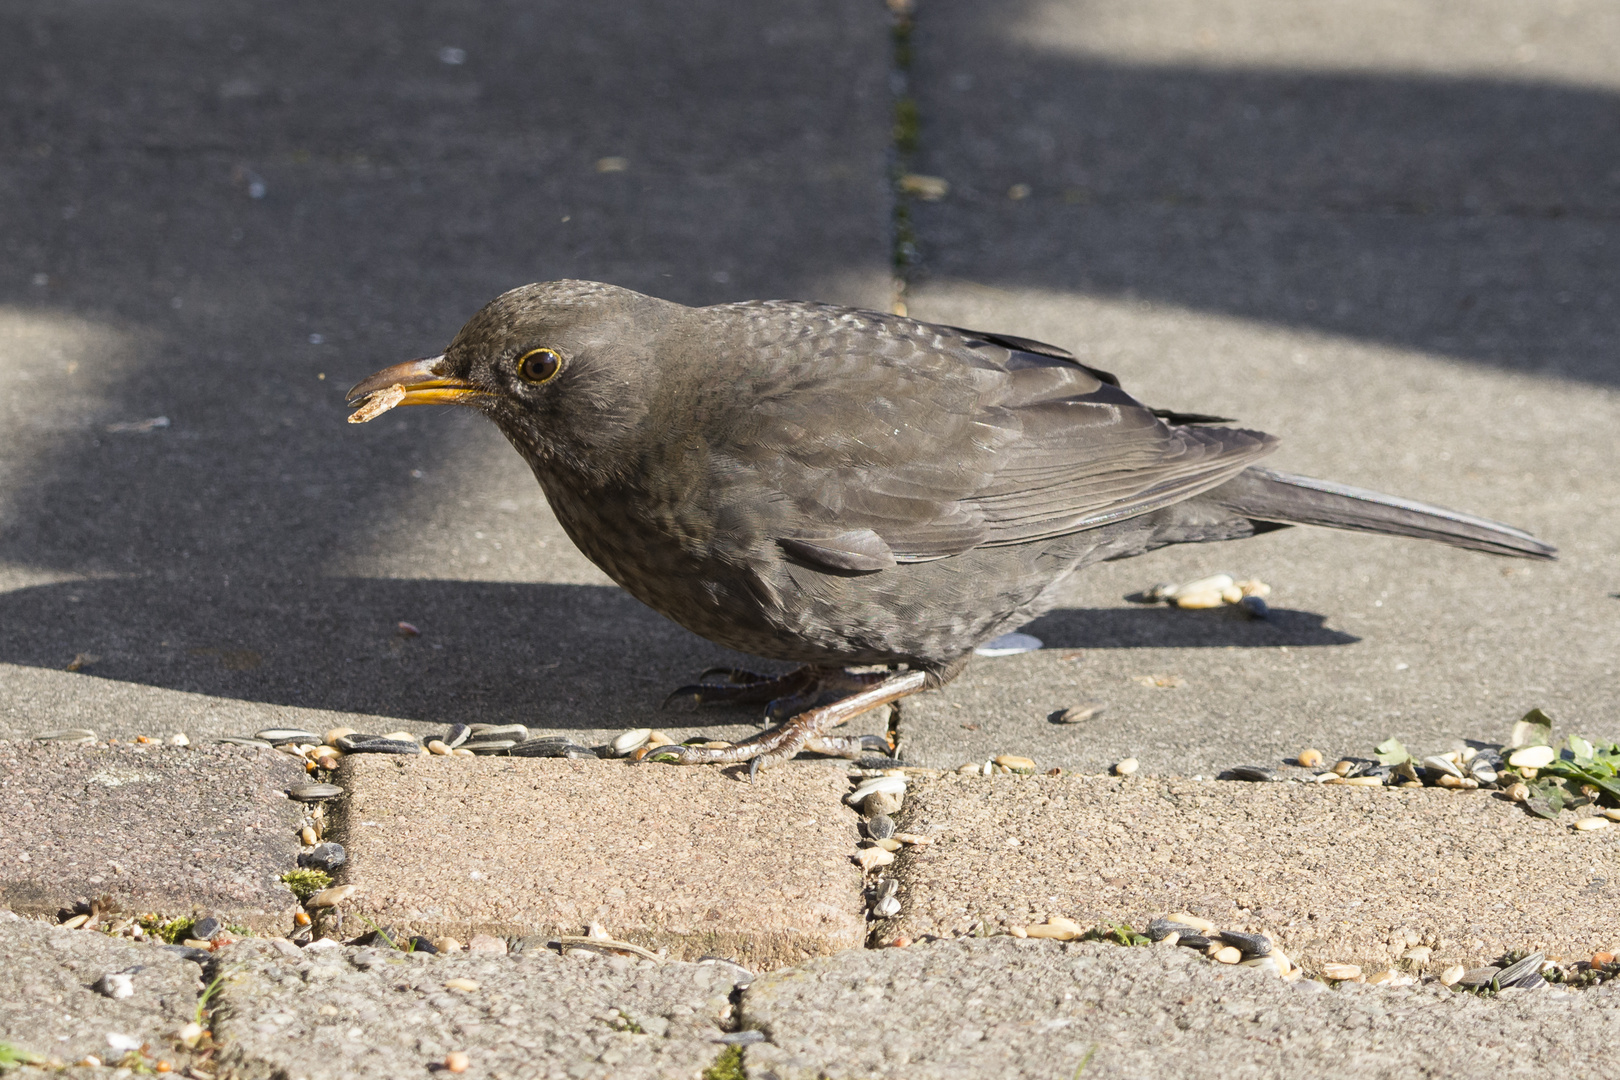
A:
[279,868,331,900]
[893,97,919,156]
[702,1044,746,1080]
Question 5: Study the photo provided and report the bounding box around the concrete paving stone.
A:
[878,773,1620,974]
[886,0,1620,774]
[209,936,748,1080]
[0,741,305,929]
[0,911,206,1072]
[739,936,1620,1080]
[329,756,867,969]
[0,0,891,745]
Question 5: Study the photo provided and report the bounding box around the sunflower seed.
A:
[256,728,321,745]
[1422,756,1465,780]
[1146,918,1200,942]
[469,724,530,741]
[1224,765,1277,782]
[288,783,343,801]
[613,728,653,755]
[1495,953,1546,988]
[462,740,517,755]
[1176,935,1212,950]
[846,776,907,805]
[1053,702,1106,724]
[33,729,97,743]
[344,738,422,755]
[216,736,272,748]
[1457,966,1502,988]
[1218,930,1271,956]
[866,815,896,841]
[510,738,596,758]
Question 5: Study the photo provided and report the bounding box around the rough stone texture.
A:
[740,936,1620,1080]
[0,912,205,1071]
[0,0,891,745]
[880,773,1620,974]
[0,742,305,928]
[331,756,867,968]
[888,0,1620,774]
[210,938,746,1080]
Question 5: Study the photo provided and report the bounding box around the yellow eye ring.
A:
[516,347,563,384]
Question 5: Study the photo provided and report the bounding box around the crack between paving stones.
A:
[886,0,919,316]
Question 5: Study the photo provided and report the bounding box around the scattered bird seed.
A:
[892,832,931,845]
[1296,748,1324,768]
[1053,702,1105,724]
[509,737,595,758]
[1113,758,1139,777]
[192,916,221,940]
[1212,946,1241,964]
[441,724,471,748]
[1457,966,1502,989]
[427,740,451,755]
[846,776,907,805]
[995,754,1035,773]
[469,723,530,740]
[1495,952,1546,989]
[1322,963,1362,981]
[1238,595,1269,618]
[1573,816,1611,832]
[299,843,347,872]
[866,814,896,840]
[1241,954,1289,977]
[288,783,343,802]
[95,972,134,999]
[324,727,358,745]
[1173,589,1226,609]
[1176,935,1212,950]
[343,737,422,755]
[1224,765,1277,782]
[1402,947,1433,964]
[462,740,517,755]
[855,848,895,871]
[216,736,272,748]
[34,729,98,743]
[256,728,321,745]
[1146,918,1198,942]
[444,1051,470,1074]
[1506,782,1530,802]
[306,884,356,908]
[1218,930,1271,956]
[1422,756,1464,780]
[1438,964,1466,986]
[1167,911,1216,935]
[1506,745,1556,769]
[613,728,652,755]
[443,978,480,992]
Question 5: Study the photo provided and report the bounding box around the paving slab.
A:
[329,756,867,968]
[739,936,1620,1080]
[877,773,1620,974]
[0,0,891,744]
[0,912,206,1072]
[0,742,304,928]
[888,0,1620,773]
[209,936,747,1080]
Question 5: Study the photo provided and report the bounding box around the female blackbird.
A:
[348,281,1554,778]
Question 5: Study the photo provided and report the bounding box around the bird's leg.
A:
[645,669,928,780]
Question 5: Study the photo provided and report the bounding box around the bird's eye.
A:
[516,347,563,384]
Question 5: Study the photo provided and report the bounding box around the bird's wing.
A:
[713,302,1277,565]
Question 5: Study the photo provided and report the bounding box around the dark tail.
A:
[1213,467,1556,560]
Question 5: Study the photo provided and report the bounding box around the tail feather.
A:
[1213,467,1556,560]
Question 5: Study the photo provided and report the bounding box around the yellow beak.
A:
[345,354,488,418]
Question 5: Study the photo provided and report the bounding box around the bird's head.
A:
[346,280,681,476]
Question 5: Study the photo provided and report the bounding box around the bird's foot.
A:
[644,670,926,780]
[662,665,894,721]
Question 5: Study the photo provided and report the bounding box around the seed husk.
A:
[1322,962,1362,981]
[1296,748,1324,768]
[1225,765,1276,782]
[1573,816,1611,832]
[1438,964,1466,987]
[1218,930,1271,956]
[1113,758,1139,777]
[33,728,98,743]
[1506,745,1556,769]
[1054,702,1105,724]
[288,783,343,802]
[1166,911,1216,934]
[256,728,321,745]
[306,884,356,908]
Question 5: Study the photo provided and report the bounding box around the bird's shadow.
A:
[0,576,1354,730]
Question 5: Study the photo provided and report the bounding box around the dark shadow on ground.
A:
[0,578,1357,727]
[912,0,1620,387]
[1022,605,1357,649]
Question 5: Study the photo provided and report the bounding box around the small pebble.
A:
[288,783,343,802]
[1054,702,1105,724]
[1506,745,1556,769]
[306,884,356,908]
[956,762,982,775]
[1436,774,1465,789]
[192,916,221,940]
[1574,816,1610,832]
[1296,748,1324,769]
[1238,595,1269,618]
[176,1022,204,1049]
[863,791,904,817]
[1113,758,1139,777]
[1322,962,1362,981]
[1438,964,1466,987]
[169,733,190,746]
[445,1051,470,1074]
[1212,946,1242,964]
[95,972,135,999]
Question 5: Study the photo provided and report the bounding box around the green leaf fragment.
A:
[1566,735,1595,766]
[1374,738,1412,766]
[1509,709,1553,749]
